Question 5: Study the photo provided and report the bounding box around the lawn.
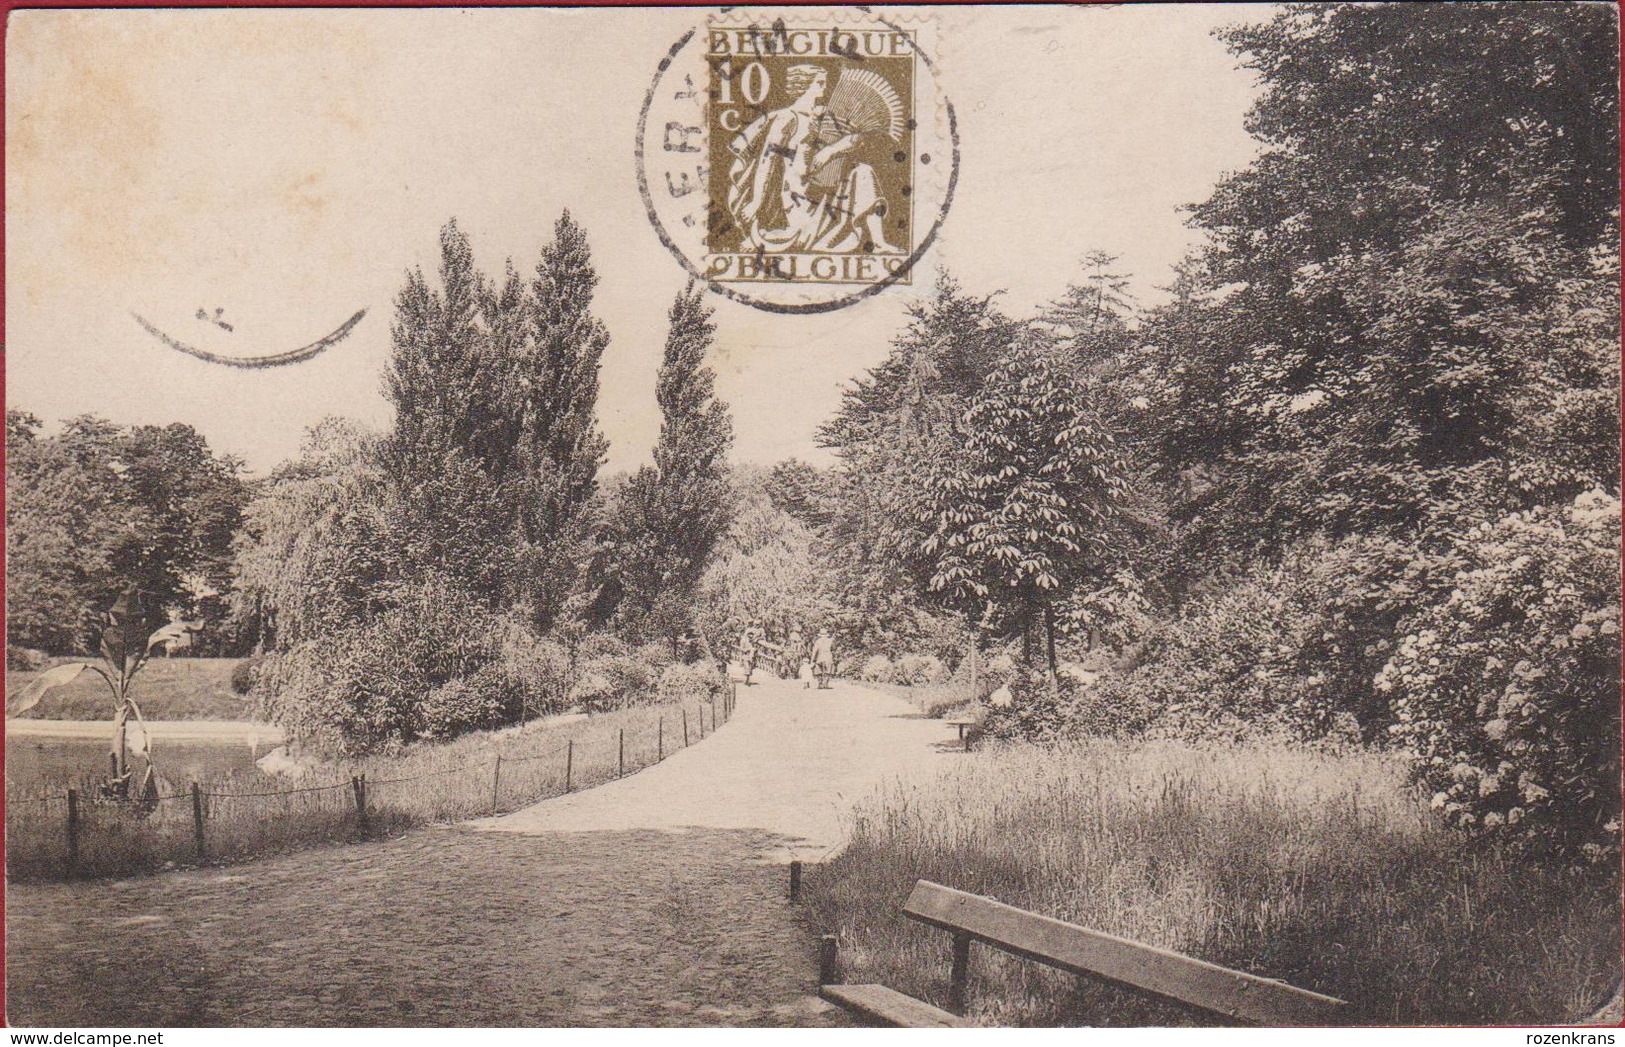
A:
[6,657,254,721]
[804,738,1621,1026]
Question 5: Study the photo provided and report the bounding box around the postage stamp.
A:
[639,7,957,313]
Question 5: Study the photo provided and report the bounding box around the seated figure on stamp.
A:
[726,63,905,256]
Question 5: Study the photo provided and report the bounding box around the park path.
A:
[469,673,953,857]
[5,679,957,1027]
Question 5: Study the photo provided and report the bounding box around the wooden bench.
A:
[944,718,976,749]
[819,879,1349,1027]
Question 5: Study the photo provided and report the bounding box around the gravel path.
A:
[6,680,956,1027]
[471,676,955,858]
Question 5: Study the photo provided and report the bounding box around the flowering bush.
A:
[1382,491,1622,859]
[981,669,1157,742]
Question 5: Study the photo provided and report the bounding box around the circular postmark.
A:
[637,7,959,314]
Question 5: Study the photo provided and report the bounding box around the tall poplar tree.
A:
[595,285,733,640]
[380,214,612,627]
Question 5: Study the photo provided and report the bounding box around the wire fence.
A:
[6,685,737,883]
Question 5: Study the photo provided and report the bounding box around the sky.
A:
[5,5,1269,477]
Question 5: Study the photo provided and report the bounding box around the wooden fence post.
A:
[191,782,205,860]
[618,728,625,778]
[565,740,574,792]
[66,788,80,870]
[949,931,972,1014]
[699,705,706,739]
[491,755,502,814]
[351,774,368,833]
[819,934,839,986]
[789,859,802,901]
[658,716,664,761]
[683,708,690,747]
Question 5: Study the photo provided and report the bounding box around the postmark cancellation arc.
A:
[638,8,958,313]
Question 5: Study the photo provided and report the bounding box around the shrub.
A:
[230,655,264,696]
[1382,491,1622,859]
[635,641,677,673]
[418,672,506,739]
[1087,536,1415,744]
[7,646,45,672]
[567,670,619,713]
[570,652,659,712]
[488,620,571,718]
[575,632,631,661]
[657,661,725,705]
[895,653,950,686]
[256,576,513,755]
[982,669,1158,742]
[859,654,894,683]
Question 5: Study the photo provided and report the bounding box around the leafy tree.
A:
[697,476,825,657]
[6,413,137,652]
[923,346,1129,671]
[117,423,249,651]
[1039,249,1137,367]
[764,458,836,531]
[6,412,248,654]
[231,418,395,651]
[818,276,1022,647]
[594,286,734,640]
[509,212,614,630]
[1159,2,1620,558]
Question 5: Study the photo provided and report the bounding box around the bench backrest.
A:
[901,880,1348,1026]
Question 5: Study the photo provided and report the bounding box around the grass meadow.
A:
[804,738,1621,1026]
[6,694,730,883]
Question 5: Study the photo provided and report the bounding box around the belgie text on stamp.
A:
[639,7,957,313]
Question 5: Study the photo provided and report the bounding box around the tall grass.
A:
[861,680,975,719]
[6,695,731,883]
[805,738,1621,1026]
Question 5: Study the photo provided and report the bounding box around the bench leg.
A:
[949,931,971,1014]
[820,934,839,986]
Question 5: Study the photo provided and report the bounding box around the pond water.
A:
[5,735,272,798]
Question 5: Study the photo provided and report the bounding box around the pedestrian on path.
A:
[811,629,835,690]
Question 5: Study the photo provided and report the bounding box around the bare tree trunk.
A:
[1044,603,1058,674]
